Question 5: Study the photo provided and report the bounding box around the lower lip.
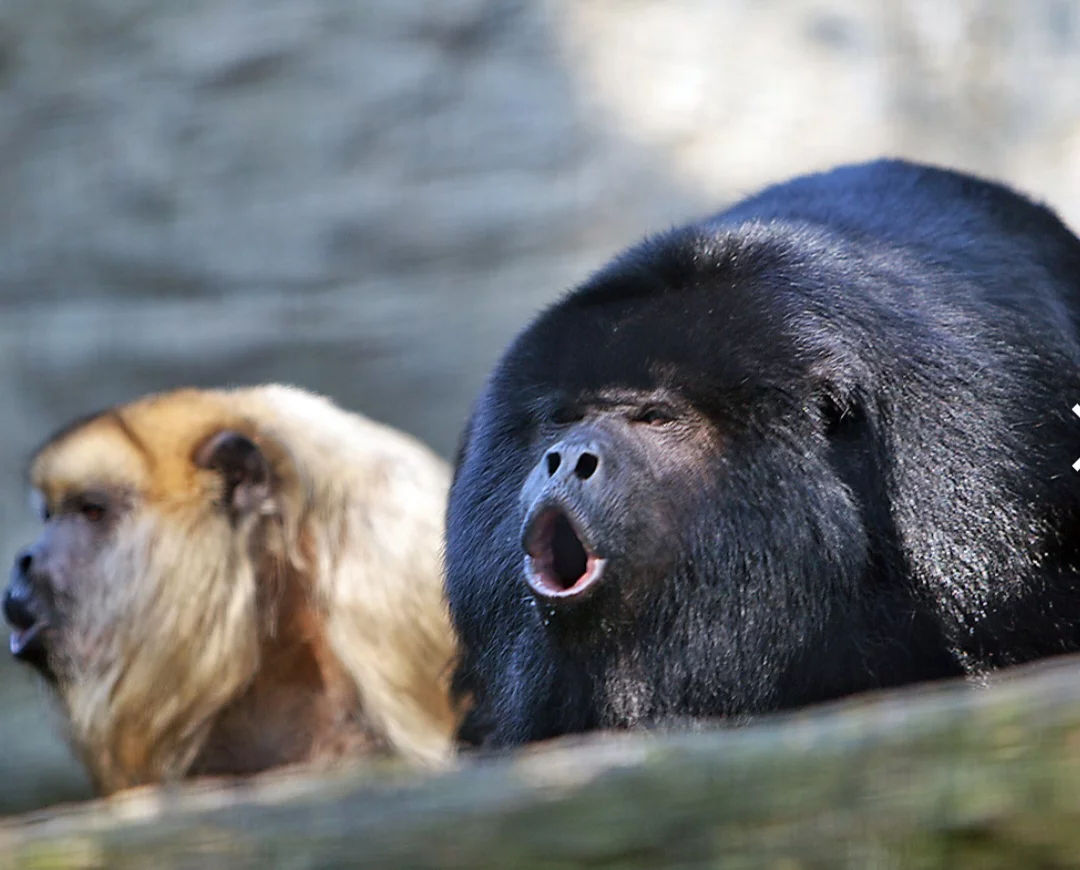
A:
[9,623,44,657]
[525,555,607,600]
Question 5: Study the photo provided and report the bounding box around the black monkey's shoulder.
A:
[713,158,1076,249]
[571,158,1079,304]
[531,158,1080,358]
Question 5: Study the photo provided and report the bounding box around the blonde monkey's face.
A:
[7,426,274,675]
[6,483,128,681]
[2,400,291,791]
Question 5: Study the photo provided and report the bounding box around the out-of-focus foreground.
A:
[1,0,1079,815]
[4,658,1080,869]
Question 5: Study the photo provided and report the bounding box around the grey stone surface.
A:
[0,0,1077,813]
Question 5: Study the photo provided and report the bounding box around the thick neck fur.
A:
[189,550,383,777]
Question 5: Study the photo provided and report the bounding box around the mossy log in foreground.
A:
[6,659,1080,869]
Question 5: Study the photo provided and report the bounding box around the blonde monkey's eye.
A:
[80,501,106,523]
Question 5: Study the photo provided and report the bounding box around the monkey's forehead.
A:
[25,383,427,509]
[29,412,153,496]
[30,395,213,486]
[27,388,280,503]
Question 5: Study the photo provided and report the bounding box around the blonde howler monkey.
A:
[3,385,459,794]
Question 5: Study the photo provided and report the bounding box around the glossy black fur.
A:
[446,159,1080,747]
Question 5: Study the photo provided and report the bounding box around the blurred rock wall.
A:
[0,0,1078,813]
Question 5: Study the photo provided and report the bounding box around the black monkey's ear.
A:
[815,386,864,437]
[194,430,273,517]
[818,391,846,434]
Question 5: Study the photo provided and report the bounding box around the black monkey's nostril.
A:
[16,552,32,576]
[574,452,598,480]
[546,452,561,476]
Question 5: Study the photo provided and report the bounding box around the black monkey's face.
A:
[453,247,823,634]
[519,388,717,607]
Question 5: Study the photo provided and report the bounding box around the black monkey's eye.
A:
[633,406,676,426]
[551,406,584,425]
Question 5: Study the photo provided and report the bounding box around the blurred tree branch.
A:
[4,657,1080,869]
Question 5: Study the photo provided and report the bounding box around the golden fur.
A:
[27,385,458,793]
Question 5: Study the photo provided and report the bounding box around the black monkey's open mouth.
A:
[523,508,606,600]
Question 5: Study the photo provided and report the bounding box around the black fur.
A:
[445,159,1080,747]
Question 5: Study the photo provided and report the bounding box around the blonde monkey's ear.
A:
[194,430,275,518]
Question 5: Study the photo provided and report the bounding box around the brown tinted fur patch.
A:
[191,544,381,776]
[25,385,459,792]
